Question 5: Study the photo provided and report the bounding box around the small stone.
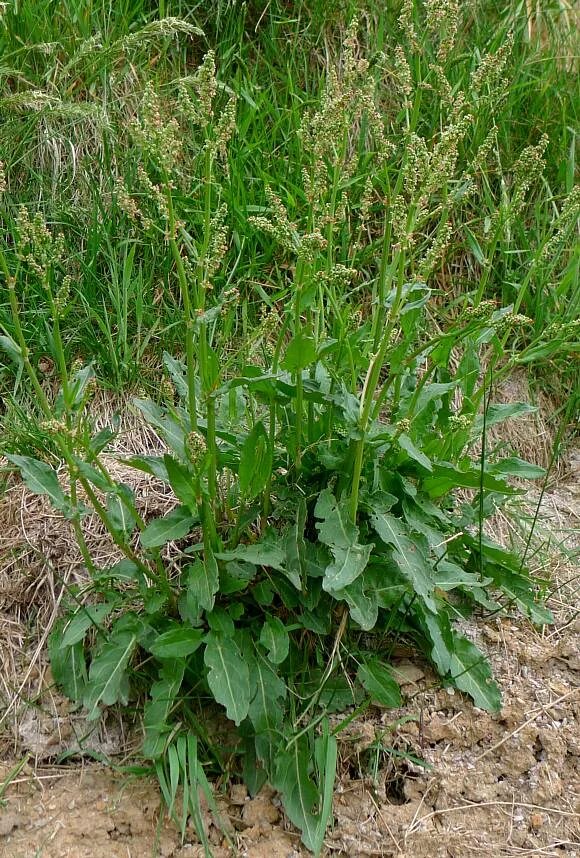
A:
[230,784,248,805]
[529,812,544,831]
[242,793,280,827]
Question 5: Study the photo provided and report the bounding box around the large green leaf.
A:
[140,505,195,548]
[164,454,198,511]
[84,614,142,719]
[274,738,320,851]
[49,623,87,702]
[417,605,454,674]
[259,615,289,664]
[183,552,219,618]
[61,600,118,648]
[7,455,67,512]
[204,631,251,725]
[106,485,137,534]
[248,654,286,740]
[281,333,317,372]
[216,532,285,571]
[370,512,435,610]
[424,462,518,497]
[473,402,536,433]
[357,659,401,707]
[133,398,188,459]
[449,635,501,711]
[488,457,546,480]
[315,489,373,593]
[148,626,204,659]
[142,659,186,759]
[239,421,272,500]
[284,497,307,589]
[336,575,378,630]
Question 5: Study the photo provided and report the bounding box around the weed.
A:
[0,2,576,854]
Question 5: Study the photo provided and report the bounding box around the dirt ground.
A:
[1,395,578,857]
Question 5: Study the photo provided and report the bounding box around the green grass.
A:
[0,0,577,401]
[0,1,578,853]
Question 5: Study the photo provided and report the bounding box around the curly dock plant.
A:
[0,17,558,855]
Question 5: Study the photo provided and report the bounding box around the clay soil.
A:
[0,423,578,857]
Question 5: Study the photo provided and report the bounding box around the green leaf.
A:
[260,615,289,664]
[182,552,220,618]
[315,489,373,593]
[424,462,518,497]
[61,601,117,648]
[239,421,272,500]
[216,533,285,571]
[49,623,87,701]
[417,606,454,674]
[336,575,378,631]
[7,455,67,511]
[486,564,553,625]
[134,398,187,459]
[274,738,320,852]
[370,512,435,610]
[488,457,546,480]
[398,433,433,471]
[248,654,286,737]
[84,614,142,719]
[449,635,501,711]
[204,631,250,725]
[281,333,317,372]
[149,627,204,659]
[473,402,536,433]
[164,454,198,510]
[284,497,307,589]
[220,560,257,594]
[357,658,401,708]
[143,659,186,759]
[106,485,137,534]
[140,506,195,548]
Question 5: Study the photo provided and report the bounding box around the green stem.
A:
[349,251,406,520]
[167,185,198,431]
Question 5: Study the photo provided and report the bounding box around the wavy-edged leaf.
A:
[370,512,435,610]
[6,454,67,511]
[488,457,546,480]
[61,600,117,648]
[204,631,250,725]
[315,489,373,593]
[182,552,219,618]
[357,659,401,707]
[143,659,186,759]
[133,398,187,459]
[106,485,137,534]
[239,421,272,500]
[149,626,204,659]
[84,614,142,719]
[284,497,307,589]
[164,454,198,510]
[398,433,433,471]
[216,532,285,571]
[274,738,319,851]
[336,575,378,630]
[259,615,289,664]
[140,505,195,548]
[49,623,87,701]
[449,635,501,711]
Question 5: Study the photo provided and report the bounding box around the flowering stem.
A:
[166,183,198,432]
[349,252,406,521]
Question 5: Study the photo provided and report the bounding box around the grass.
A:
[0,0,578,854]
[0,0,577,401]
